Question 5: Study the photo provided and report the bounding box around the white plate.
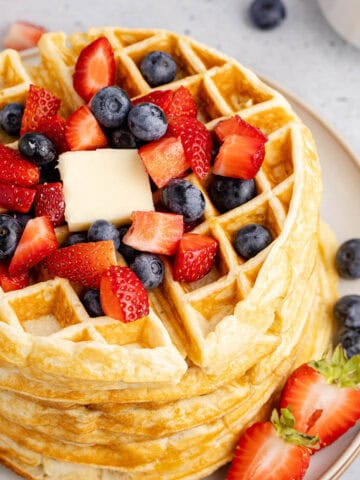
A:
[0,65,359,480]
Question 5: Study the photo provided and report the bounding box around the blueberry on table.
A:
[249,0,286,30]
[0,214,22,259]
[82,289,104,317]
[335,238,360,279]
[109,128,138,149]
[140,51,177,87]
[128,103,167,142]
[0,103,24,136]
[91,86,131,129]
[234,223,272,259]
[334,295,360,330]
[130,253,164,290]
[118,224,140,264]
[209,176,256,213]
[18,132,57,166]
[161,178,205,223]
[340,329,360,358]
[62,232,88,247]
[87,220,120,249]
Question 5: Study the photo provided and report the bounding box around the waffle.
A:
[0,27,338,480]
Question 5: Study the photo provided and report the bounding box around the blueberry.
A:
[334,295,360,330]
[91,86,131,129]
[161,179,205,223]
[234,223,272,259]
[140,51,177,87]
[130,253,164,289]
[118,224,139,263]
[0,214,22,259]
[39,160,61,183]
[0,103,24,136]
[10,212,33,230]
[249,0,286,30]
[18,132,57,166]
[128,103,167,142]
[62,232,88,247]
[340,329,360,358]
[335,239,360,279]
[109,128,138,149]
[209,176,256,213]
[82,289,104,317]
[88,220,120,249]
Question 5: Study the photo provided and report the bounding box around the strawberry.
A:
[9,216,58,274]
[20,85,61,135]
[65,106,108,151]
[214,115,267,143]
[173,233,218,282]
[168,116,212,180]
[34,183,65,227]
[132,90,173,113]
[139,136,190,188]
[0,183,35,213]
[166,86,197,119]
[46,241,117,289]
[213,134,265,180]
[37,115,68,153]
[280,346,360,449]
[0,262,29,292]
[100,266,149,322]
[123,211,183,256]
[3,21,46,51]
[73,37,116,102]
[0,145,40,187]
[227,408,318,480]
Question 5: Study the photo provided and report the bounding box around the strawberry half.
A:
[21,85,61,135]
[37,115,68,153]
[65,106,108,151]
[280,346,360,449]
[168,116,212,180]
[73,37,116,102]
[34,182,65,227]
[3,21,46,51]
[173,233,218,282]
[0,262,29,292]
[139,136,190,188]
[100,266,149,322]
[46,241,117,289]
[0,183,35,213]
[123,211,183,256]
[166,86,197,119]
[9,216,58,275]
[132,90,173,113]
[214,115,267,143]
[0,145,40,187]
[227,408,318,480]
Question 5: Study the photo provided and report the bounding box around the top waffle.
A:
[0,28,323,393]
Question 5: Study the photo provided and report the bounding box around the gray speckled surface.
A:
[0,0,359,478]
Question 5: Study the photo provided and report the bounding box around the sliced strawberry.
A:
[73,37,116,102]
[20,85,61,135]
[0,183,35,213]
[0,262,29,292]
[166,86,197,119]
[173,233,218,282]
[227,409,317,480]
[214,115,267,143]
[46,241,117,289]
[213,134,265,180]
[168,116,212,180]
[280,346,360,449]
[65,106,108,151]
[123,211,183,256]
[0,145,40,187]
[34,183,65,227]
[3,21,46,51]
[9,216,58,274]
[132,90,173,112]
[139,136,190,188]
[37,115,68,153]
[100,266,149,322]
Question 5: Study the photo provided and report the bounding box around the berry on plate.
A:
[0,262,29,292]
[334,295,360,330]
[140,50,177,87]
[10,212,33,229]
[90,86,131,129]
[3,21,46,50]
[19,132,58,166]
[161,178,205,223]
[234,224,272,259]
[100,265,149,322]
[340,329,360,358]
[65,105,108,151]
[82,289,104,317]
[249,0,286,30]
[226,408,317,480]
[87,220,120,249]
[0,214,22,260]
[130,253,164,290]
[335,238,360,279]
[37,115,68,153]
[73,37,116,102]
[166,86,197,119]
[20,85,61,135]
[123,211,183,256]
[280,346,360,449]
[0,103,24,136]
[34,182,65,227]
[173,233,218,282]
[61,232,88,248]
[128,102,168,142]
[0,144,40,187]
[9,216,58,274]
[46,240,117,289]
[109,127,138,149]
[117,224,140,264]
[209,176,256,213]
[214,115,267,144]
[133,89,174,114]
[0,183,36,213]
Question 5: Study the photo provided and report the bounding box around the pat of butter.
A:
[58,149,154,232]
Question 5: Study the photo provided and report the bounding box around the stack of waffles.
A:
[0,28,338,480]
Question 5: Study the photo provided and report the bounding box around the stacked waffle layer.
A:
[0,28,338,480]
